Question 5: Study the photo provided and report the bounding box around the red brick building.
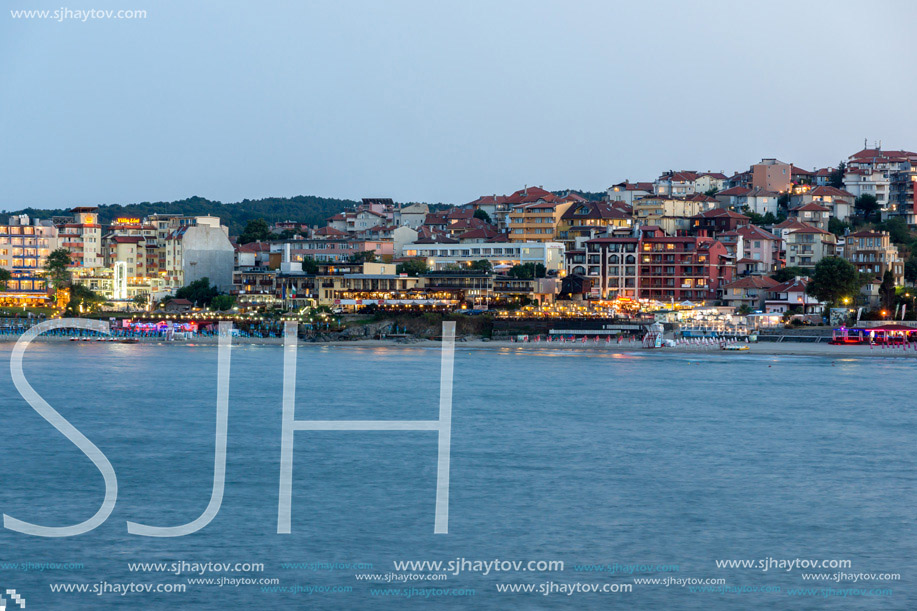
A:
[581,226,734,302]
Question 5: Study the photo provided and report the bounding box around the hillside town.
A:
[2,144,917,333]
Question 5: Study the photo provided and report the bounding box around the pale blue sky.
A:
[1,0,915,209]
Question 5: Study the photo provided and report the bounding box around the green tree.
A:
[210,294,236,311]
[745,210,765,225]
[828,217,850,236]
[469,259,493,272]
[349,250,377,264]
[44,248,72,289]
[805,257,862,306]
[828,162,846,189]
[746,210,779,226]
[396,259,429,277]
[771,266,809,283]
[0,268,11,291]
[175,277,220,306]
[879,217,912,245]
[132,294,148,308]
[879,270,896,312]
[507,262,546,279]
[65,284,104,315]
[473,209,492,224]
[855,194,879,221]
[238,218,271,244]
[301,257,319,274]
[905,251,917,284]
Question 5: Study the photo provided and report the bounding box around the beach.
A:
[9,334,917,358]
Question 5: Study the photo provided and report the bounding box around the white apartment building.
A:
[55,207,103,269]
[0,215,58,305]
[403,241,565,272]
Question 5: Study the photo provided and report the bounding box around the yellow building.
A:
[507,200,575,242]
[632,196,717,236]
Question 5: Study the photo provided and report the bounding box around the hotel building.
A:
[0,215,58,305]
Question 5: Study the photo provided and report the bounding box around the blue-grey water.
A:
[0,342,914,609]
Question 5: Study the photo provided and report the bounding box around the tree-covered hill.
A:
[6,195,361,234]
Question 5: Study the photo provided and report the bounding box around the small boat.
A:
[722,344,749,351]
[118,338,140,344]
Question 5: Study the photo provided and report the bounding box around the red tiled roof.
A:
[792,225,833,235]
[562,201,631,221]
[658,171,701,183]
[314,226,348,236]
[447,208,474,220]
[722,276,780,290]
[424,212,448,225]
[737,225,779,241]
[849,148,917,161]
[611,181,655,192]
[236,241,271,252]
[504,186,557,205]
[458,227,502,240]
[695,208,750,220]
[808,185,854,198]
[793,202,831,212]
[466,194,508,206]
[772,219,812,230]
[770,278,808,293]
[848,230,887,238]
[717,186,751,197]
[448,218,491,231]
[686,194,718,202]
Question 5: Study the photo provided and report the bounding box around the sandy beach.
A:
[7,334,917,359]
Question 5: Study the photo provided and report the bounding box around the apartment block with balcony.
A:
[55,207,103,270]
[403,241,564,272]
[582,227,733,303]
[507,200,575,242]
[633,197,717,236]
[843,230,903,308]
[843,147,917,214]
[789,186,856,221]
[784,225,836,269]
[653,171,727,197]
[0,215,58,305]
[789,202,831,231]
[720,275,781,310]
[556,200,631,249]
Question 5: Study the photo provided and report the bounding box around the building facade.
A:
[580,228,733,302]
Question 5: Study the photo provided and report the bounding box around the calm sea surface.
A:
[0,342,914,609]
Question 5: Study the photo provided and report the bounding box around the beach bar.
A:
[831,324,917,345]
